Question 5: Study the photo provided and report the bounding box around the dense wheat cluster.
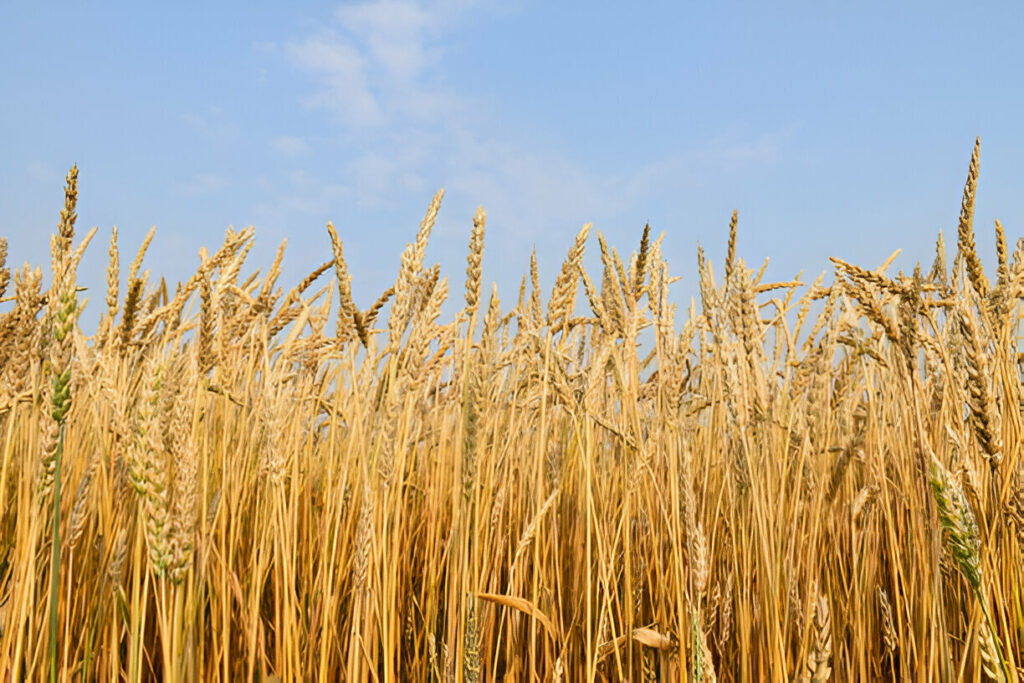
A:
[1,140,1023,681]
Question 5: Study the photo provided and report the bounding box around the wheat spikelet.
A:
[1006,239,1024,337]
[427,633,441,682]
[727,258,766,388]
[929,455,982,592]
[930,230,948,289]
[198,267,215,374]
[718,575,733,651]
[1007,465,1024,548]
[464,206,485,320]
[2,265,43,391]
[353,479,373,594]
[119,277,143,349]
[851,484,879,526]
[788,575,807,637]
[481,283,501,353]
[415,189,444,265]
[260,382,289,487]
[128,358,172,575]
[678,441,699,552]
[414,263,440,314]
[989,219,1016,322]
[103,225,120,324]
[611,245,629,307]
[0,237,8,300]
[510,489,559,578]
[487,476,508,550]
[383,197,440,350]
[39,166,80,497]
[634,222,651,300]
[689,612,716,682]
[107,527,129,589]
[402,276,447,388]
[168,379,197,582]
[899,270,927,372]
[700,630,718,683]
[830,256,899,295]
[155,226,252,333]
[361,285,395,333]
[414,267,444,333]
[691,524,709,604]
[599,252,625,337]
[957,138,989,298]
[254,237,286,312]
[266,259,333,337]
[51,165,77,264]
[877,587,897,655]
[995,219,1008,290]
[461,352,481,502]
[956,304,1002,465]
[206,489,222,531]
[596,232,624,312]
[389,242,418,351]
[826,435,860,505]
[641,649,657,682]
[802,588,833,682]
[837,273,901,346]
[15,266,43,331]
[326,221,358,344]
[606,245,630,317]
[215,230,252,291]
[128,226,156,285]
[67,462,94,550]
[68,226,97,276]
[514,271,527,316]
[528,248,543,329]
[1011,237,1024,299]
[462,593,480,683]
[697,244,721,333]
[800,279,838,354]
[579,260,614,336]
[725,209,738,282]
[978,619,1008,682]
[547,223,590,331]
[653,261,675,359]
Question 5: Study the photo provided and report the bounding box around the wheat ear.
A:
[464,206,485,320]
[956,138,989,298]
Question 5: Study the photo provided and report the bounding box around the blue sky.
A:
[2,2,1023,326]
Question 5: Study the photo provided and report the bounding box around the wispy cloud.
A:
[334,0,438,82]
[271,135,311,157]
[178,172,231,196]
[27,161,60,185]
[287,34,380,125]
[283,1,463,128]
[276,1,789,247]
[182,107,240,142]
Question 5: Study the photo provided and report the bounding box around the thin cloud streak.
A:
[270,0,791,267]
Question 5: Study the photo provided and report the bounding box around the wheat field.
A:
[0,140,1022,681]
